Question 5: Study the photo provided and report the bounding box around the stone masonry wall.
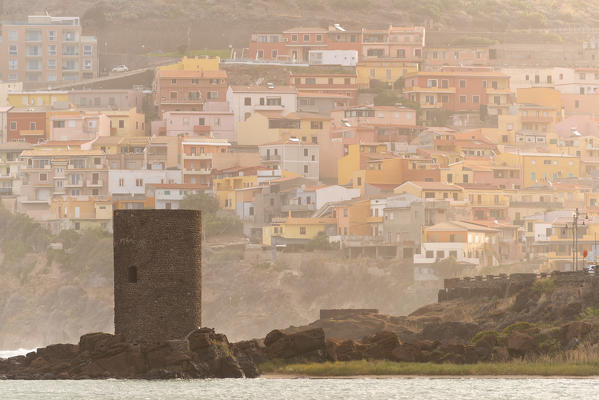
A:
[113,209,202,342]
[438,271,598,302]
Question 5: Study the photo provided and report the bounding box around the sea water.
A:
[0,378,597,400]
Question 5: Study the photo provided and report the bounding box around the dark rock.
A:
[391,343,421,362]
[560,321,593,345]
[506,331,536,356]
[362,331,400,360]
[421,322,480,344]
[264,328,326,361]
[335,340,365,361]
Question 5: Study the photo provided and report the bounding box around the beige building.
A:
[0,15,98,86]
[18,149,108,220]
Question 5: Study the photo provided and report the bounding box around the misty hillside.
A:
[0,206,444,349]
[2,0,599,53]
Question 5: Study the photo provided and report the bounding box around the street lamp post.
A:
[566,208,589,271]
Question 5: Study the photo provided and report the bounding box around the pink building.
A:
[330,105,418,130]
[152,102,235,142]
[49,111,110,141]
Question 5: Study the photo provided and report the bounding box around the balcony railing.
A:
[0,188,13,195]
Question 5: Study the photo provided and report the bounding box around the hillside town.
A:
[3,15,599,274]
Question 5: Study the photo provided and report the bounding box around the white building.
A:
[226,85,297,125]
[146,183,205,209]
[500,67,599,94]
[309,50,358,66]
[108,169,182,196]
[259,138,319,180]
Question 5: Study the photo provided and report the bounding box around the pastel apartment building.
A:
[0,15,98,85]
[226,85,298,125]
[181,138,231,186]
[248,25,362,62]
[18,149,108,219]
[154,69,228,116]
[6,107,47,143]
[68,89,145,112]
[403,69,511,116]
[361,25,425,62]
[289,72,358,103]
[48,110,110,141]
[155,105,235,142]
[0,142,32,210]
[259,138,320,180]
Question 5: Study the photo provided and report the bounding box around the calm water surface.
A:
[0,378,597,400]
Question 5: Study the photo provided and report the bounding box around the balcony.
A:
[64,181,84,188]
[185,153,213,160]
[185,168,212,175]
[193,125,211,134]
[86,179,104,187]
[262,154,281,162]
[0,187,13,195]
[405,86,456,94]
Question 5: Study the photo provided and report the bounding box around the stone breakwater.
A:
[438,270,597,302]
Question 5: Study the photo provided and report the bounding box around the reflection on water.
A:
[0,377,598,400]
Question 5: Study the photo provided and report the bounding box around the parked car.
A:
[112,65,129,73]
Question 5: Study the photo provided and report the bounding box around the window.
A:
[304,148,309,157]
[397,49,405,58]
[39,173,47,181]
[48,30,56,41]
[10,121,17,130]
[459,95,467,104]
[84,60,92,70]
[441,79,448,88]
[8,30,17,41]
[266,97,281,106]
[311,121,323,129]
[472,95,480,104]
[426,250,434,258]
[370,68,376,78]
[303,34,310,41]
[427,79,438,88]
[8,60,18,71]
[136,178,143,187]
[459,80,466,88]
[83,45,92,56]
[272,49,278,58]
[257,50,264,59]
[300,226,306,235]
[208,91,218,99]
[29,122,36,130]
[48,59,56,70]
[305,78,316,85]
[119,120,125,129]
[316,34,322,42]
[53,120,65,128]
[441,95,449,103]
[304,165,308,173]
[128,266,137,283]
[244,97,251,106]
[9,45,17,56]
[291,34,298,41]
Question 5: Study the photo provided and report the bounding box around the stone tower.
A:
[113,209,202,342]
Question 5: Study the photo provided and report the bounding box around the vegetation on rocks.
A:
[260,359,599,376]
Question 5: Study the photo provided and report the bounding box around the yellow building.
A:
[7,91,69,107]
[356,60,418,88]
[494,152,580,188]
[516,87,562,112]
[158,56,221,72]
[394,181,464,201]
[48,197,113,233]
[337,143,387,186]
[237,111,330,146]
[104,108,146,136]
[262,216,336,246]
[213,174,258,209]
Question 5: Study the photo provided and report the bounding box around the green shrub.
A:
[532,278,556,294]
[503,321,536,335]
